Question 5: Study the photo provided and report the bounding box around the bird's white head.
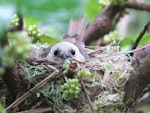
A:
[47,42,85,64]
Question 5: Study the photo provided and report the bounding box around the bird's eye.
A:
[71,50,76,55]
[54,50,59,56]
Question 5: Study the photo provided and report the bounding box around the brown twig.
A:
[17,108,52,113]
[80,79,95,113]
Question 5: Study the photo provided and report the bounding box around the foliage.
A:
[0,31,33,76]
[27,23,60,44]
[4,32,32,65]
[103,30,121,45]
[0,0,87,39]
[99,0,125,6]
[85,0,101,23]
[120,32,150,51]
[0,104,6,113]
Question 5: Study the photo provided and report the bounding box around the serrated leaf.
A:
[39,34,60,45]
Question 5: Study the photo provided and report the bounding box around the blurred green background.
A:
[0,0,150,50]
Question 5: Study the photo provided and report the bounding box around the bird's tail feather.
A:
[67,16,88,42]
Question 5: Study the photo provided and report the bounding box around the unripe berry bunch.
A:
[10,14,20,27]
[61,78,81,100]
[78,70,92,78]
[27,24,42,38]
[3,32,32,66]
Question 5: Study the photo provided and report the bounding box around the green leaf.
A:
[138,33,150,46]
[85,0,101,23]
[24,17,38,28]
[0,104,6,113]
[120,37,134,51]
[39,34,60,45]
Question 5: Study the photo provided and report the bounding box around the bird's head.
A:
[47,42,85,64]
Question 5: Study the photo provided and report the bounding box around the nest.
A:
[7,44,133,113]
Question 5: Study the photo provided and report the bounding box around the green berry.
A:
[79,70,92,78]
[68,89,74,94]
[10,14,20,27]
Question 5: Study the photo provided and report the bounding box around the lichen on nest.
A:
[17,44,133,113]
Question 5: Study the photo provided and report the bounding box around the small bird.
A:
[47,16,89,64]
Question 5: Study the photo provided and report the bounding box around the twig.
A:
[131,21,150,55]
[17,108,52,113]
[83,5,123,45]
[47,64,59,72]
[80,79,95,113]
[5,70,59,111]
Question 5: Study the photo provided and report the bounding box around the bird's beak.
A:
[60,53,70,59]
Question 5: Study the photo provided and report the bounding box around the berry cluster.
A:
[10,14,20,27]
[103,30,120,44]
[3,32,32,66]
[61,78,81,100]
[27,24,42,38]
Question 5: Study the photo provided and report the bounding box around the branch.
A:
[124,43,150,108]
[83,5,122,45]
[125,0,150,12]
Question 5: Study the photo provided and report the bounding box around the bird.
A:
[47,16,89,64]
